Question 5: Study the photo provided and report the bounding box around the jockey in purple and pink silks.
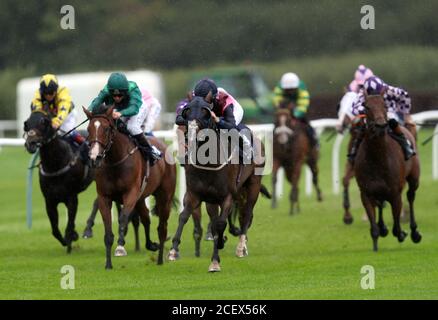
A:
[348,76,416,163]
[337,65,374,132]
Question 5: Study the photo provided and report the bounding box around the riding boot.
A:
[133,133,162,166]
[305,123,319,148]
[71,131,86,145]
[347,129,365,165]
[391,126,416,160]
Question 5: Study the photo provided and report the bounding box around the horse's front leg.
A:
[114,191,137,257]
[169,192,199,261]
[98,196,114,269]
[65,195,79,254]
[360,192,379,251]
[192,206,203,257]
[209,194,233,272]
[45,198,66,247]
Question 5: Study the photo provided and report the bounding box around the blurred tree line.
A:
[1,0,438,118]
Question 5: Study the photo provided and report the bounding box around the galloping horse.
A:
[355,94,421,251]
[24,111,93,253]
[168,95,269,272]
[83,105,176,269]
[271,108,322,214]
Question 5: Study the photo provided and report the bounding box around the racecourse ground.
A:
[0,130,437,299]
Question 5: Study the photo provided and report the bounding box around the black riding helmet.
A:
[194,79,218,100]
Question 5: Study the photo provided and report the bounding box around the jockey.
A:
[88,72,161,166]
[272,72,318,147]
[140,88,162,137]
[337,65,374,132]
[176,78,253,162]
[349,76,416,162]
[31,74,85,145]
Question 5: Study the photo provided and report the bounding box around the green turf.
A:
[0,130,438,300]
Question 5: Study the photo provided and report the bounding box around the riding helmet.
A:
[39,74,59,94]
[107,72,129,93]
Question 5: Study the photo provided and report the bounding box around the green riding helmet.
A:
[107,72,129,94]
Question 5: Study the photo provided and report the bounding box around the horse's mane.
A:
[92,104,112,115]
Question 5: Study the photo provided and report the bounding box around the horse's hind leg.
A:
[192,206,203,257]
[153,189,172,265]
[138,204,159,252]
[288,163,302,215]
[83,198,98,239]
[342,163,355,225]
[228,201,241,236]
[65,195,79,254]
[271,159,280,209]
[307,149,322,202]
[406,175,422,243]
[377,204,388,237]
[131,211,141,251]
[390,197,407,243]
[236,182,259,258]
[45,199,66,247]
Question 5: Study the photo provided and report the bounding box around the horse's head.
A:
[83,105,116,168]
[23,111,56,153]
[364,93,388,136]
[274,109,294,145]
[180,95,214,144]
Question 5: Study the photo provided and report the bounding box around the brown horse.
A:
[354,94,421,251]
[83,105,176,269]
[168,96,269,272]
[271,109,322,214]
[341,113,418,225]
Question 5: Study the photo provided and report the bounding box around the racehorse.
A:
[168,95,270,272]
[23,111,93,253]
[354,94,421,251]
[271,108,322,214]
[339,105,418,225]
[83,105,176,269]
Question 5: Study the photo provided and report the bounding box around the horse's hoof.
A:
[114,245,127,257]
[195,251,200,258]
[71,231,79,242]
[236,245,248,258]
[82,229,93,239]
[66,245,72,254]
[205,232,214,241]
[398,231,407,243]
[105,264,113,270]
[343,215,354,225]
[208,260,221,272]
[271,202,277,209]
[379,225,389,237]
[146,242,159,252]
[168,249,179,261]
[411,231,422,243]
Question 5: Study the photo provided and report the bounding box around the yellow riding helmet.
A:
[40,74,59,94]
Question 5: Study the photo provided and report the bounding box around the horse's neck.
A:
[39,137,73,170]
[106,131,135,163]
[362,131,390,162]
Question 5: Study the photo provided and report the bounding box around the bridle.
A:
[88,114,116,160]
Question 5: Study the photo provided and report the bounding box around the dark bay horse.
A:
[83,106,176,269]
[24,111,93,253]
[271,108,322,214]
[341,112,418,225]
[355,94,421,251]
[168,96,269,272]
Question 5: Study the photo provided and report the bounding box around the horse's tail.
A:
[151,196,180,216]
[259,184,272,199]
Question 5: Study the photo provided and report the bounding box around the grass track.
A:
[0,130,437,299]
